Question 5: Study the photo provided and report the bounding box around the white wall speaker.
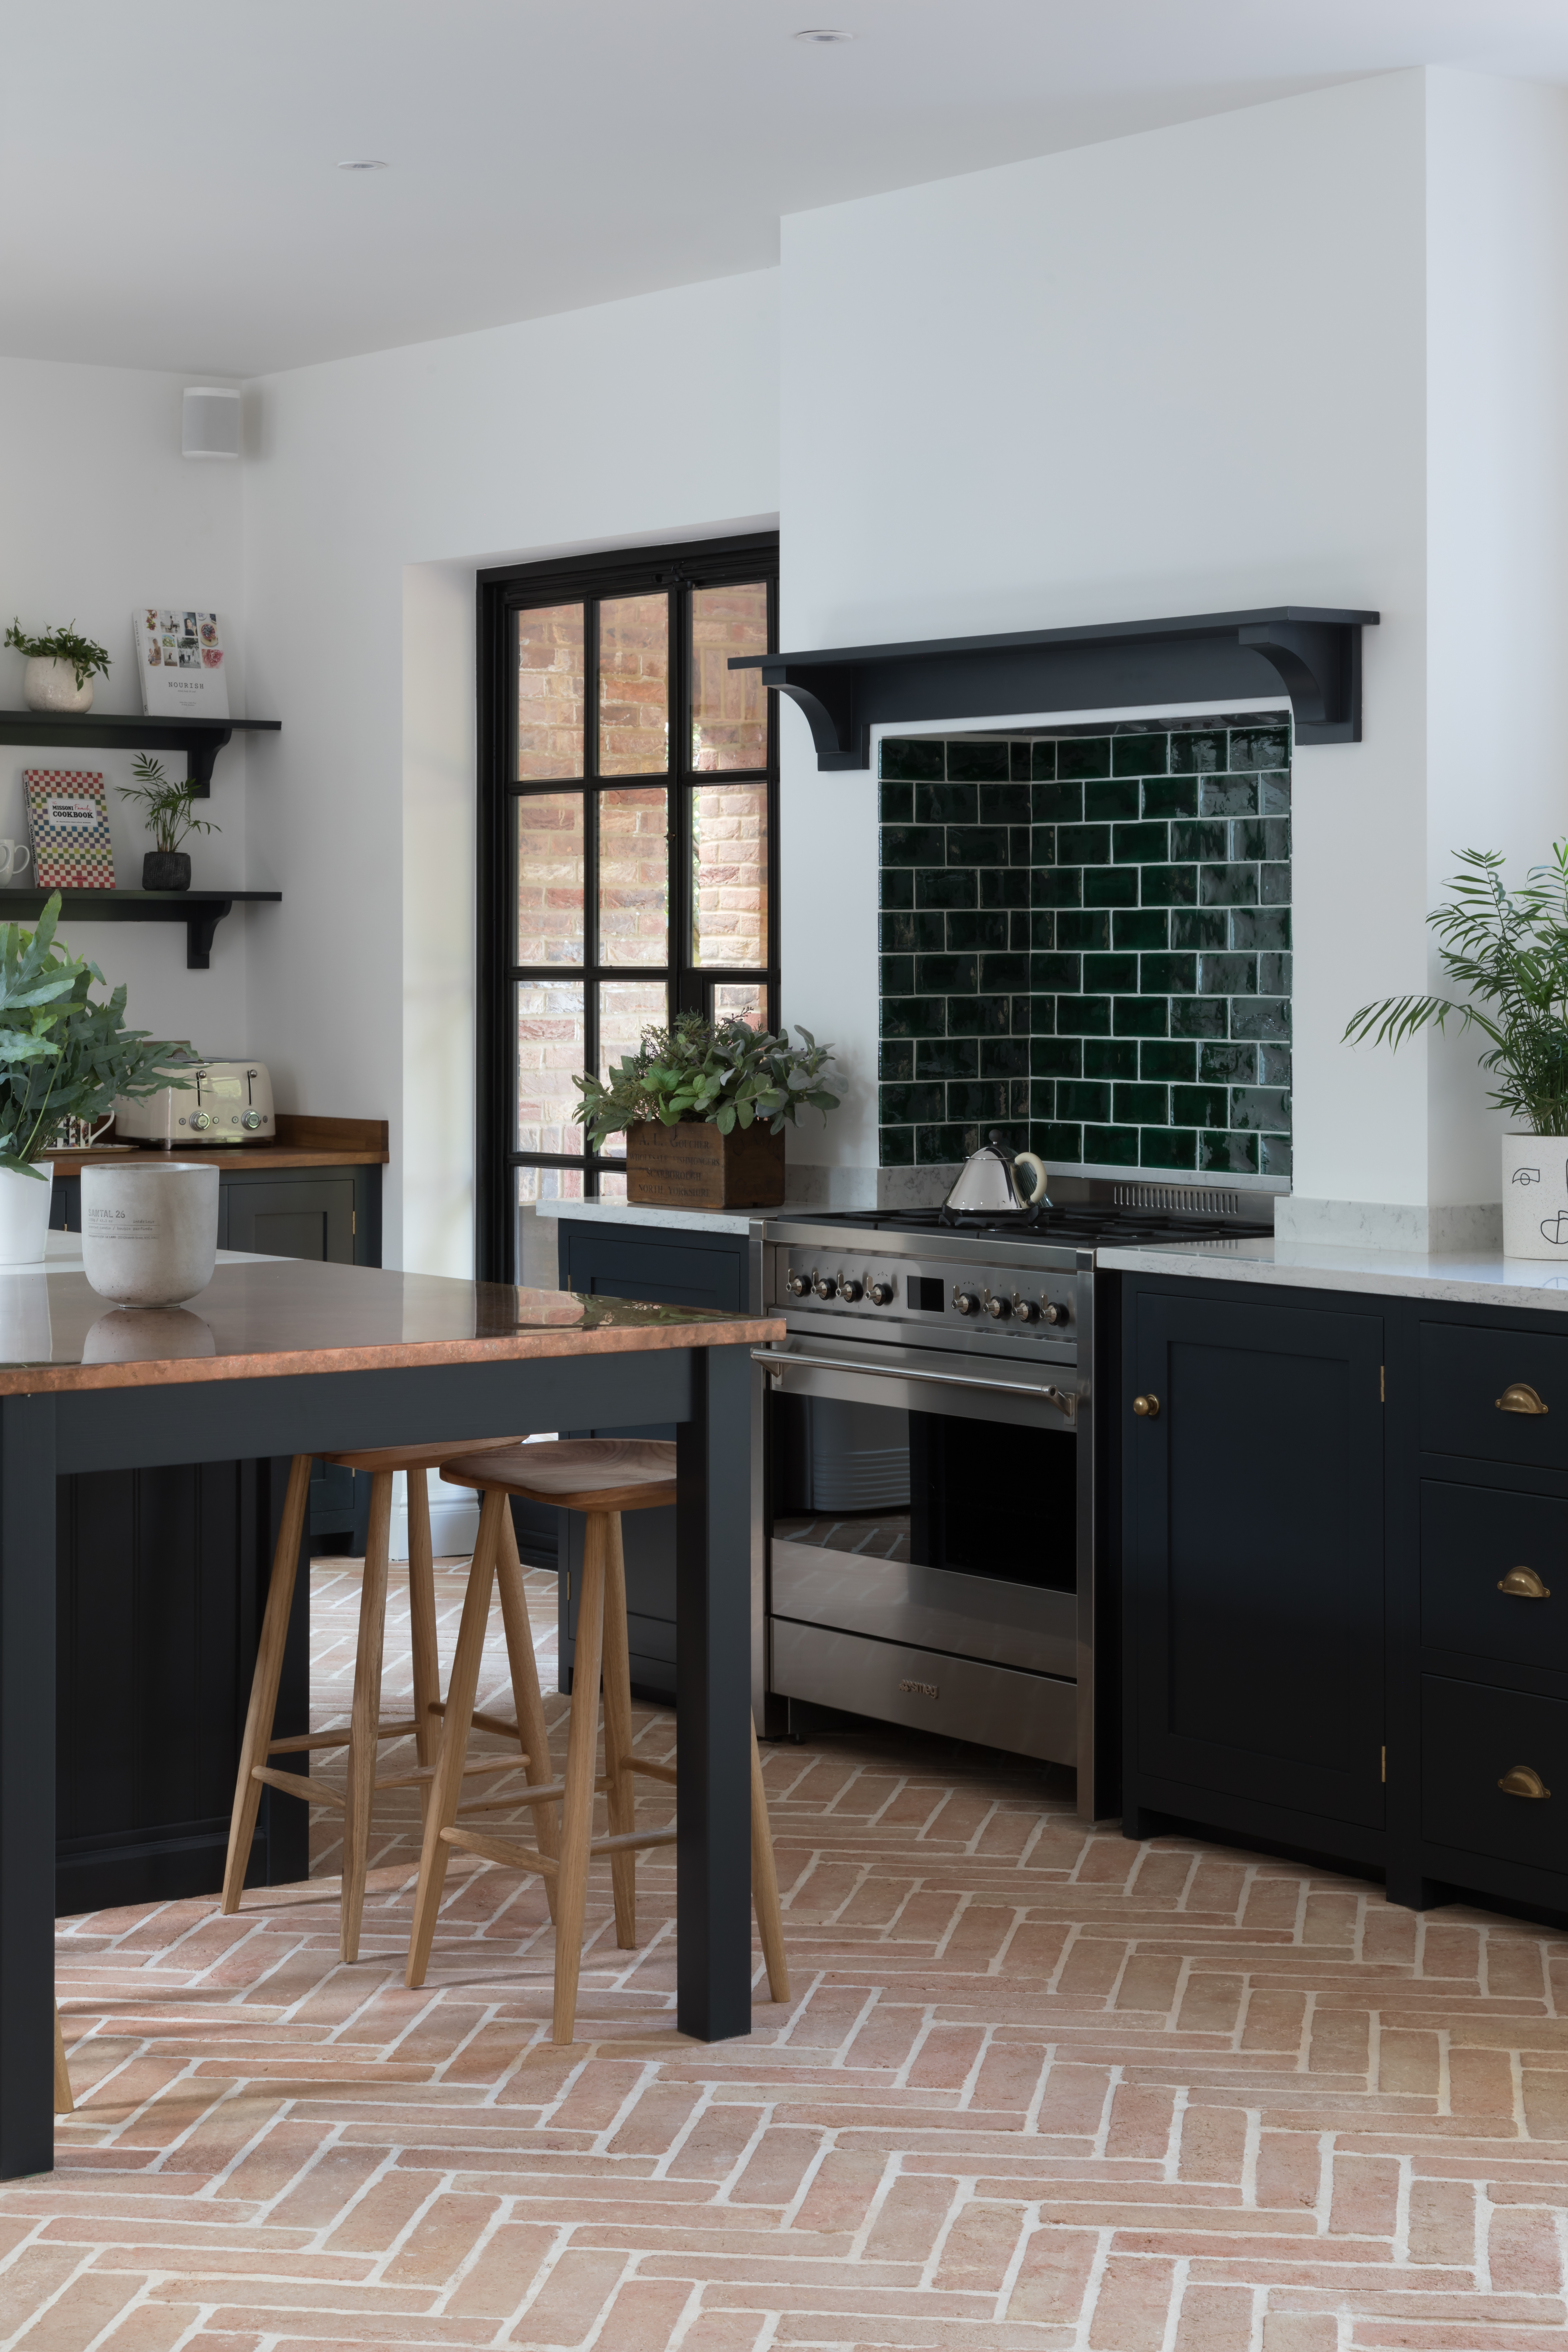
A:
[182,386,241,460]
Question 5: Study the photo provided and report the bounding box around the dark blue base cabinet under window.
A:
[1122,1271,1568,1923]
[553,1219,754,1700]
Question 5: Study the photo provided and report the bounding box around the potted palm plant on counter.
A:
[1343,842,1568,1259]
[573,1012,839,1209]
[0,893,187,1263]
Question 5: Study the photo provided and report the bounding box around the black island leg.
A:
[675,1343,754,2042]
[0,1396,58,2178]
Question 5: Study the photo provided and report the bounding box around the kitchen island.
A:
[1102,1233,1568,1940]
[0,1254,782,2180]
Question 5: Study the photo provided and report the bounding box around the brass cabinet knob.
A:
[1498,1764,1551,1800]
[1498,1566,1552,1600]
[1496,1382,1548,1415]
[1133,1393,1160,1419]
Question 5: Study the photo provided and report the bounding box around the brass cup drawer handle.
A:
[1498,1764,1552,1800]
[1133,1393,1160,1419]
[1498,1566,1552,1600]
[1496,1382,1549,1415]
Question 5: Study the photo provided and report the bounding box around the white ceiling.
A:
[4,0,1567,379]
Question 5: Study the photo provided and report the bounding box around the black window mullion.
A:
[582,599,603,1194]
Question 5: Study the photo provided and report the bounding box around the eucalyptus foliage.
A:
[1343,843,1568,1134]
[4,618,111,688]
[117,753,220,854]
[573,1012,839,1149]
[0,896,188,1178]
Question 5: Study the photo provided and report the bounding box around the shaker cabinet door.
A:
[224,1177,356,1265]
[1126,1290,1385,1826]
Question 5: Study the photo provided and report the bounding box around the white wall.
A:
[0,357,252,1054]
[779,72,1436,1208]
[242,271,779,1270]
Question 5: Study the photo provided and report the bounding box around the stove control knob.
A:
[984,1291,1011,1320]
[1012,1295,1039,1323]
[953,1288,980,1316]
[813,1273,838,1301]
[868,1279,895,1306]
[1042,1301,1069,1325]
[839,1278,863,1303]
[786,1271,810,1298]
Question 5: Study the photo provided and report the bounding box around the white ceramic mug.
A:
[0,840,32,884]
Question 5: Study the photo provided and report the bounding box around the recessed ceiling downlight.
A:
[337,159,389,171]
[792,27,853,41]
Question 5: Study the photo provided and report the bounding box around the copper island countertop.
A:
[0,1256,785,1396]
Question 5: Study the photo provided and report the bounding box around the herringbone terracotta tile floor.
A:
[13,1558,1568,2349]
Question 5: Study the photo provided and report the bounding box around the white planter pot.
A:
[22,657,93,713]
[1501,1133,1568,1258]
[81,1160,218,1305]
[0,1164,55,1264]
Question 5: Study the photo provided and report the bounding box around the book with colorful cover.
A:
[24,769,116,890]
[133,606,229,719]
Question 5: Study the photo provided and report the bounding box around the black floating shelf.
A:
[731,605,1380,769]
[0,889,281,971]
[0,711,280,797]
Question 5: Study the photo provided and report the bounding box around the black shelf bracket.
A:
[733,605,1378,769]
[0,888,280,969]
[0,712,280,797]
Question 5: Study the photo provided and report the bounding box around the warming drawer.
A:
[772,1539,1076,1678]
[770,1616,1077,1764]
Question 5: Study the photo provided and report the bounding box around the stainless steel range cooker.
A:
[750,1181,1272,1819]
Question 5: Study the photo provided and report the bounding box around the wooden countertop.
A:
[0,1256,784,1395]
[42,1112,390,1174]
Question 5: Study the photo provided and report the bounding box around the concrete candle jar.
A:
[81,1161,219,1306]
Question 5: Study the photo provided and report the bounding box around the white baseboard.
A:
[387,1484,482,1563]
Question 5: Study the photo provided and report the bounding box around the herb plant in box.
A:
[0,894,187,1263]
[1343,843,1568,1259]
[573,1013,839,1209]
[4,619,111,714]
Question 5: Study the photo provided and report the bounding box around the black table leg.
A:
[675,1343,753,2042]
[0,1396,58,2178]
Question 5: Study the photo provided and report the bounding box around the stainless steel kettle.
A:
[943,1131,1051,1215]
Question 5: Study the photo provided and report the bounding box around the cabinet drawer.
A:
[1422,1674,1568,1871]
[1419,1323,1568,1470]
[1421,1480,1568,1672]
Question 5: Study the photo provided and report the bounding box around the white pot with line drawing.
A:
[1502,1133,1568,1258]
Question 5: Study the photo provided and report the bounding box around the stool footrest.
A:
[251,1765,344,1810]
[628,1757,678,1786]
[377,1753,529,1794]
[442,1826,558,1876]
[456,1775,569,1816]
[429,1700,526,1744]
[268,1719,417,1755]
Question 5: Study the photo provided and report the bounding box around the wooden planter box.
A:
[625,1119,786,1210]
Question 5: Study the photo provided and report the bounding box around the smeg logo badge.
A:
[898,1678,940,1700]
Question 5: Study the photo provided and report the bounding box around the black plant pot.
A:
[142,851,191,892]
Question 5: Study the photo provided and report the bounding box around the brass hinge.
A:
[1379,1364,1385,1403]
[1381,1745,1387,1783]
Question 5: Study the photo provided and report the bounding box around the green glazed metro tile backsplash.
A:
[878,717,1291,1180]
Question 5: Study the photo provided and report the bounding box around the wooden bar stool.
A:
[404,1439,790,2046]
[220,1435,557,1963]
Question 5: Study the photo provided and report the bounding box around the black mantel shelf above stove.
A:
[730,605,1379,769]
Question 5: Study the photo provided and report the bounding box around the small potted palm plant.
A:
[116,753,219,891]
[573,1012,839,1209]
[4,619,112,713]
[0,893,186,1263]
[1343,843,1568,1259]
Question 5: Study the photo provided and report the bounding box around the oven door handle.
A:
[750,1345,1079,1425]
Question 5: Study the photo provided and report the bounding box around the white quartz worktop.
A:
[1097,1234,1568,1313]
[533,1198,811,1237]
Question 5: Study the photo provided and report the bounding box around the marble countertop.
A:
[1097,1233,1568,1312]
[0,1246,784,1394]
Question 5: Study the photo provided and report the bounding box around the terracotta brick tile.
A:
[1485,1939,1548,2003]
[1449,2048,1517,2122]
[1087,2251,1178,2349]
[541,2060,649,2132]
[1243,1991,1308,2053]
[1177,1972,1244,2035]
[264,2142,387,2230]
[1035,2061,1113,2138]
[1522,2067,1568,2138]
[1307,2006,1370,2076]
[1055,1937,1126,2000]
[1077,1840,1139,1888]
[1422,1925,1483,1983]
[997,1923,1070,1976]
[1487,2203,1563,2296]
[836,1879,911,1928]
[1261,2317,1338,2352]
[608,2081,706,2157]
[888,1891,964,1945]
[1106,2084,1177,2161]
[729,2127,821,2207]
[1327,2151,1400,2237]
[1172,2281,1255,2350]
[1242,1880,1303,1934]
[932,2198,1026,2292]
[1178,2104,1249,2183]
[665,2102,763,2183]
[1377,2028,1441,2098]
[841,2002,924,2073]
[908,2026,984,2091]
[322,2165,436,2254]
[968,2040,1049,2115]
[94,2305,210,2352]
[381,2191,502,2285]
[861,2172,956,2263]
[504,2245,630,2342]
[10,2273,146,2352]
[1116,1953,1184,2013]
[1407,2175,1476,2268]
[791,2148,889,2236]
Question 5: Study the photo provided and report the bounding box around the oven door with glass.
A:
[758,1341,1083,1766]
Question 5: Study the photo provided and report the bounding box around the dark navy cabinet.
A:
[1122,1269,1568,1926]
[554,1217,754,1699]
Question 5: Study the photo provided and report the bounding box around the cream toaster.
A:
[113,1060,276,1147]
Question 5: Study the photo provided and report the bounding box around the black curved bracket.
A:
[736,605,1377,771]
